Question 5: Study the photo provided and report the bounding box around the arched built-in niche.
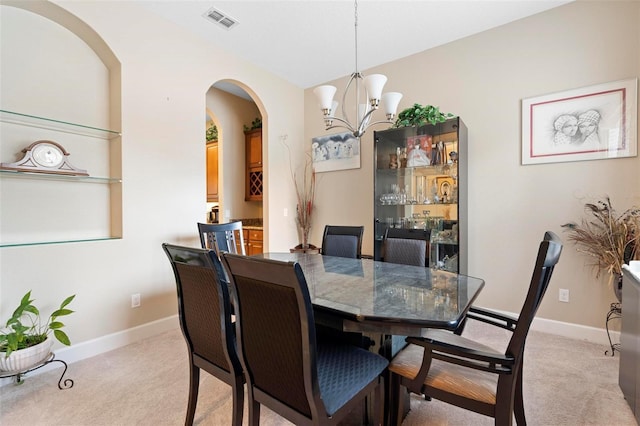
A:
[0,1,122,246]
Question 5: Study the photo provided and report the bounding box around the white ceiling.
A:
[140,0,572,89]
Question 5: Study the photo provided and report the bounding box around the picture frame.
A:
[406,135,432,167]
[436,177,454,200]
[311,131,360,173]
[521,78,637,165]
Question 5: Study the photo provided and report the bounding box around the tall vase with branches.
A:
[283,138,317,249]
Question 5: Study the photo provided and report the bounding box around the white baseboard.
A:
[532,315,620,345]
[1,315,179,388]
[1,313,618,388]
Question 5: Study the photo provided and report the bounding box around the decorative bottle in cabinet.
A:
[373,117,467,274]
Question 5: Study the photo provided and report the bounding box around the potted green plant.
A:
[561,197,640,301]
[393,103,454,128]
[243,117,262,131]
[0,291,75,371]
[206,124,218,142]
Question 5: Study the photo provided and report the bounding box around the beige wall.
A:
[305,1,640,329]
[0,0,304,348]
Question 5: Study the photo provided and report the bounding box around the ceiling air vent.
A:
[203,7,238,30]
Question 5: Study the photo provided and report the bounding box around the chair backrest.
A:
[321,225,364,259]
[506,231,563,359]
[162,243,241,375]
[220,253,327,420]
[197,221,245,255]
[382,228,430,267]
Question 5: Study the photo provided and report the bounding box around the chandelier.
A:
[313,0,402,138]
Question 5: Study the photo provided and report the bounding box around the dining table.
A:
[255,252,485,341]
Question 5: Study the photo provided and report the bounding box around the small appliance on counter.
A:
[208,206,219,223]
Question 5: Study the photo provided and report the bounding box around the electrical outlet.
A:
[284,208,288,217]
[559,289,569,303]
[131,293,141,308]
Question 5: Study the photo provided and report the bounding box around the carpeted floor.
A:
[0,320,636,425]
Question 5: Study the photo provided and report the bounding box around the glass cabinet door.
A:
[373,117,467,273]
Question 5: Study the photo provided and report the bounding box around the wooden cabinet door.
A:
[245,129,262,167]
[244,129,263,201]
[247,229,263,255]
[206,142,218,202]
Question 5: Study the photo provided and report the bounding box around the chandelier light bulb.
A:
[381,92,403,119]
[313,85,337,112]
[363,74,387,105]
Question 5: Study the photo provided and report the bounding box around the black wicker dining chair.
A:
[221,252,389,425]
[381,228,431,267]
[321,225,365,259]
[197,221,245,255]
[387,231,563,426]
[162,244,244,426]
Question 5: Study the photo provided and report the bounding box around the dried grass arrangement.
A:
[283,138,317,249]
[561,197,640,278]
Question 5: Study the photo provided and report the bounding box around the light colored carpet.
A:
[0,320,636,425]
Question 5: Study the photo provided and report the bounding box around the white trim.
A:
[491,308,620,345]
[532,315,619,345]
[1,315,178,387]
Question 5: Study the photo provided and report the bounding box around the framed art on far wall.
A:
[311,131,360,173]
[521,78,637,165]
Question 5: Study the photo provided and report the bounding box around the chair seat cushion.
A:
[389,338,498,405]
[384,238,426,267]
[324,235,358,258]
[316,343,389,416]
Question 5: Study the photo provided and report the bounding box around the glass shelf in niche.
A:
[0,110,121,140]
[1,236,122,248]
[0,169,121,184]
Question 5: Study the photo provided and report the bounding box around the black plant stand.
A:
[605,302,622,356]
[0,353,73,389]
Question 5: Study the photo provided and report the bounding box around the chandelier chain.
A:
[354,0,359,74]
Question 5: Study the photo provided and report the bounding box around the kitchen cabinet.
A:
[244,129,262,201]
[373,117,467,273]
[206,141,218,202]
[247,228,263,255]
[0,110,122,247]
[236,227,262,255]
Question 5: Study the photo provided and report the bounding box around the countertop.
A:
[232,218,263,230]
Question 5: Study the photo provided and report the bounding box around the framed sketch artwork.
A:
[521,78,637,165]
[311,131,360,173]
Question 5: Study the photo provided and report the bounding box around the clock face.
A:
[32,142,64,168]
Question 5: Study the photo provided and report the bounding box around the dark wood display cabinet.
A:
[373,117,468,274]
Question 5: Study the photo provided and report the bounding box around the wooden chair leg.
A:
[375,379,384,426]
[387,373,402,426]
[514,367,526,425]
[185,365,200,426]
[231,379,244,426]
[248,394,260,426]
